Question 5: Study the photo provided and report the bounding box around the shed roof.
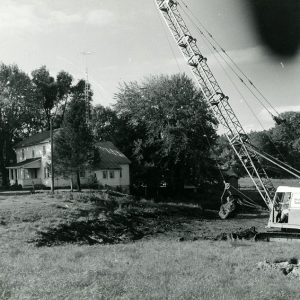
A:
[95,141,131,170]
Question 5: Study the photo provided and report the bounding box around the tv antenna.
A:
[81,51,94,123]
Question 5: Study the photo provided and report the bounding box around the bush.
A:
[34,184,49,190]
[80,182,102,190]
[9,183,23,191]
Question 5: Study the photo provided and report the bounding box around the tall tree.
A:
[55,71,73,126]
[114,73,218,195]
[31,66,73,130]
[53,98,95,191]
[213,135,244,175]
[263,111,300,173]
[0,64,40,186]
[91,105,119,142]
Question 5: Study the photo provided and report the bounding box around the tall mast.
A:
[155,0,276,208]
[81,51,94,124]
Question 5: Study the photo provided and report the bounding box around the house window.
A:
[103,171,107,179]
[120,169,122,178]
[11,169,14,180]
[32,149,35,158]
[43,146,46,156]
[21,149,25,160]
[80,171,85,178]
[109,170,114,179]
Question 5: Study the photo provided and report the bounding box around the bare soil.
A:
[1,190,299,299]
[0,192,270,246]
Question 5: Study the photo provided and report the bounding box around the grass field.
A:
[239,177,300,189]
[0,187,300,299]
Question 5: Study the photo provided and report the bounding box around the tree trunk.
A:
[59,96,69,126]
[70,177,73,192]
[0,140,5,187]
[167,163,185,196]
[0,130,10,187]
[76,171,81,192]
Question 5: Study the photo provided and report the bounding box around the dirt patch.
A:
[257,258,300,278]
[31,199,207,246]
[32,211,154,246]
[32,207,267,247]
[214,227,259,241]
[0,192,269,247]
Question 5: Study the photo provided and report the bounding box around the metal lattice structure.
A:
[81,51,93,124]
[155,0,276,208]
[84,77,90,123]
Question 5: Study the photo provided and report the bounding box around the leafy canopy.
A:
[114,73,219,193]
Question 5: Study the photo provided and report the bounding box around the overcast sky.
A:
[1,0,299,132]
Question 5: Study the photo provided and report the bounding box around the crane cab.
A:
[268,186,300,230]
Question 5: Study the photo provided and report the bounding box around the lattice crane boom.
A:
[155,0,276,208]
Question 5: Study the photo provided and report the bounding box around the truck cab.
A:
[268,186,300,230]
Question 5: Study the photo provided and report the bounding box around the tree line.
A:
[1,62,299,195]
[56,73,220,194]
[214,111,300,177]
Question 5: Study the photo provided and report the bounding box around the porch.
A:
[15,178,42,187]
[7,158,42,187]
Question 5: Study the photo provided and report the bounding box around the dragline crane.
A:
[155,0,300,227]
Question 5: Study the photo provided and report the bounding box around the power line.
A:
[177,0,289,163]
[178,0,280,118]
[153,0,184,73]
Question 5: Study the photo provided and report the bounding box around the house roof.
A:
[6,157,41,169]
[95,141,131,170]
[13,131,130,170]
[14,129,61,149]
[14,131,51,149]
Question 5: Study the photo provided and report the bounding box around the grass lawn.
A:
[239,177,300,189]
[0,191,299,299]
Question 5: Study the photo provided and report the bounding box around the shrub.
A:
[34,184,49,190]
[9,183,23,191]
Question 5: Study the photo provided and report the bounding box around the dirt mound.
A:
[27,192,266,247]
[33,214,143,246]
[215,227,258,241]
[32,210,160,246]
[31,196,205,247]
[257,258,300,278]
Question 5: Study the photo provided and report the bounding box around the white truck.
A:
[268,186,300,230]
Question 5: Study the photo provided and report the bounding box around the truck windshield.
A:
[274,192,284,208]
[274,192,291,209]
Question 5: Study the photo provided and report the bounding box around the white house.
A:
[6,131,130,192]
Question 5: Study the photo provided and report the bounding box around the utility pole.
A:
[50,117,54,194]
